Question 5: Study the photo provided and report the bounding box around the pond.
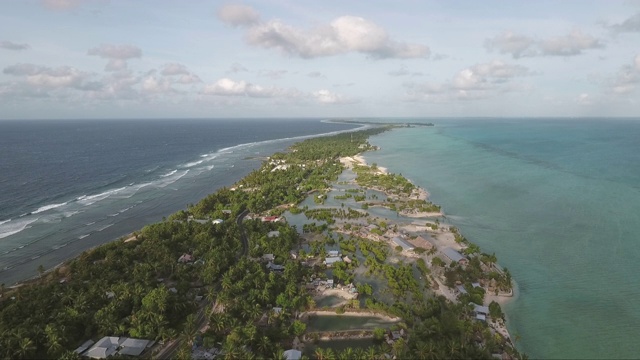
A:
[306,315,398,332]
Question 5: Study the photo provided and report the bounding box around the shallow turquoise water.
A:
[364,119,640,359]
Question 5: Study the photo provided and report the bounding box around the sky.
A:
[1,0,639,119]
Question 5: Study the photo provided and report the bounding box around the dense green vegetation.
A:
[0,126,522,360]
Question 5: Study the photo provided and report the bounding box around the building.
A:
[267,262,285,272]
[442,247,469,265]
[392,237,415,251]
[263,254,275,261]
[82,336,152,359]
[327,279,334,288]
[212,219,224,225]
[262,216,282,222]
[324,256,342,266]
[284,349,302,360]
[267,230,280,238]
[328,250,341,257]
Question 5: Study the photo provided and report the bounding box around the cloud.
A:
[608,12,640,33]
[485,30,603,58]
[388,66,423,77]
[141,75,174,94]
[88,44,142,72]
[539,30,603,56]
[161,63,189,76]
[608,55,640,94]
[175,74,202,84]
[485,31,536,58]
[220,5,429,59]
[0,41,30,51]
[404,60,530,102]
[217,4,261,27]
[577,93,592,105]
[41,0,82,10]
[203,78,289,97]
[313,89,356,104]
[3,63,91,89]
[157,63,201,84]
[87,44,142,60]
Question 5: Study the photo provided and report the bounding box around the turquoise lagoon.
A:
[364,119,640,359]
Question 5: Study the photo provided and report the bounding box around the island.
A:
[0,126,523,360]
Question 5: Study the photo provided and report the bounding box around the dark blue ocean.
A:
[364,118,640,359]
[0,119,360,285]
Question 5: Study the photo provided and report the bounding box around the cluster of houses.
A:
[74,336,154,359]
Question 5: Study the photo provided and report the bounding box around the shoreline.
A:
[345,152,516,343]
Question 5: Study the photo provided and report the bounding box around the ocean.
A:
[0,119,360,285]
[363,118,640,359]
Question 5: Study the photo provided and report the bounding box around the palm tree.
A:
[45,324,64,357]
[14,337,35,359]
[315,347,327,360]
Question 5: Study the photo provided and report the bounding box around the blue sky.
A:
[1,0,639,119]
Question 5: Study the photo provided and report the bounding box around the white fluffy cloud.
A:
[405,60,530,102]
[88,44,142,71]
[217,4,260,27]
[3,63,92,90]
[203,78,287,97]
[0,40,30,51]
[218,4,429,59]
[485,30,603,58]
[160,63,201,84]
[161,63,189,76]
[313,89,356,104]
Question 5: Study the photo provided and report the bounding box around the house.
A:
[392,237,415,251]
[263,254,275,262]
[456,285,468,295]
[221,210,232,215]
[328,250,341,257]
[118,338,151,356]
[324,256,342,266]
[474,304,490,316]
[261,216,282,222]
[84,337,121,359]
[472,282,482,288]
[272,307,282,315]
[267,230,280,238]
[442,247,469,265]
[290,251,297,259]
[212,219,224,225]
[410,236,434,250]
[267,262,285,272]
[74,340,95,355]
[178,253,194,263]
[327,279,334,288]
[284,349,302,360]
[83,337,152,358]
[343,256,352,264]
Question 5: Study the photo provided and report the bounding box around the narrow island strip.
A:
[0,126,523,360]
